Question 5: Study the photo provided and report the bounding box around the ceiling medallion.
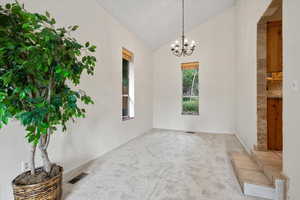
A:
[171,0,196,57]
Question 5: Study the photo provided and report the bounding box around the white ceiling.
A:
[96,0,235,50]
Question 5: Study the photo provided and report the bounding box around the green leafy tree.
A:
[182,69,199,96]
[0,2,96,175]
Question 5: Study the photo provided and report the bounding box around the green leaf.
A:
[20,91,26,99]
[81,95,94,104]
[50,18,56,24]
[72,25,79,31]
[45,11,50,18]
[26,126,36,132]
[22,23,31,30]
[2,117,8,125]
[55,65,63,73]
[5,4,11,9]
[0,71,13,85]
[0,92,7,102]
[0,2,96,146]
[26,134,35,143]
[88,45,96,52]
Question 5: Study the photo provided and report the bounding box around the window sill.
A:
[122,116,135,121]
[181,112,199,116]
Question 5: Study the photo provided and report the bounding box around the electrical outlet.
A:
[21,161,29,172]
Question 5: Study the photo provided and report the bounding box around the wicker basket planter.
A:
[12,166,63,200]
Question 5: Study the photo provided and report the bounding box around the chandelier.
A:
[171,0,196,57]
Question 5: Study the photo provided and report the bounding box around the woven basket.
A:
[12,166,63,200]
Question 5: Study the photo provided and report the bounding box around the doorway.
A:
[266,20,283,151]
[257,0,282,151]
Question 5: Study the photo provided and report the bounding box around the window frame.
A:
[181,62,200,116]
[122,48,135,121]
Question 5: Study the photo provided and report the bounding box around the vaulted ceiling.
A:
[96,0,235,50]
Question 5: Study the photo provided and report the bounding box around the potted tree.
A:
[0,2,96,199]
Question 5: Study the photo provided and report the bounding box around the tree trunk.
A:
[39,135,52,173]
[38,68,54,174]
[39,145,52,173]
[30,144,36,175]
[190,71,197,101]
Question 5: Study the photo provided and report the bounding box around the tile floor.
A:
[63,129,267,200]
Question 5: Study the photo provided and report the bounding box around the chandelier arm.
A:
[178,50,183,57]
[184,51,193,56]
[172,50,179,57]
[174,49,184,57]
[183,48,194,56]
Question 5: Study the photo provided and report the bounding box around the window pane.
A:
[122,59,129,90]
[122,51,135,120]
[122,59,129,117]
[122,96,129,117]
[182,68,199,115]
[182,97,199,115]
[182,69,199,96]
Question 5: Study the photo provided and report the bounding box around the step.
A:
[229,152,275,199]
[251,150,284,184]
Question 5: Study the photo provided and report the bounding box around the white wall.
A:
[153,8,236,134]
[235,0,300,198]
[235,0,271,150]
[283,0,300,199]
[1,0,299,199]
[0,0,153,199]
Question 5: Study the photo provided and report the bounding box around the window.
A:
[182,62,199,115]
[122,48,134,120]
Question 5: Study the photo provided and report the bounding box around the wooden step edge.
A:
[229,152,274,190]
[251,150,286,184]
[230,157,275,200]
[230,155,244,190]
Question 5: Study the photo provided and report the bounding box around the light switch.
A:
[290,80,299,91]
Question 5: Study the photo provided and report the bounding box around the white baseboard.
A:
[244,183,275,200]
[234,133,251,153]
[154,128,234,135]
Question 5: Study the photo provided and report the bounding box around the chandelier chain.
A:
[170,0,196,57]
[182,0,184,38]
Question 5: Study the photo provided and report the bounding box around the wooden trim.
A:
[122,48,133,62]
[181,62,199,70]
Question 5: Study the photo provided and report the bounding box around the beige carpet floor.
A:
[63,129,266,200]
